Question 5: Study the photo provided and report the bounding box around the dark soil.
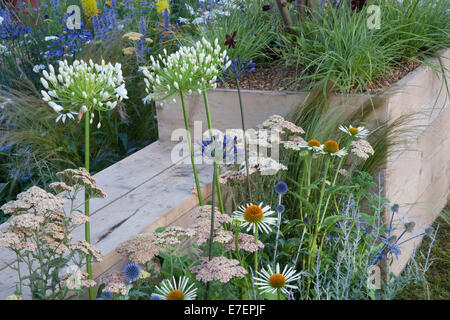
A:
[217,59,423,94]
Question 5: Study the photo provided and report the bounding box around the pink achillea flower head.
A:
[153,226,196,249]
[350,139,374,160]
[258,115,305,135]
[0,186,65,215]
[190,256,247,283]
[69,240,103,262]
[116,233,161,264]
[224,232,264,252]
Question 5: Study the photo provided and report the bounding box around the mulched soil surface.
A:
[217,59,423,94]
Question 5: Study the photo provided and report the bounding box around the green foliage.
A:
[278,0,450,92]
[192,0,280,62]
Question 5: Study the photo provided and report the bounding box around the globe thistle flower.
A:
[39,59,127,123]
[253,263,302,296]
[154,276,197,300]
[123,263,141,282]
[142,38,231,103]
[339,124,369,139]
[232,203,277,234]
[323,140,347,157]
[274,181,288,195]
[276,204,285,214]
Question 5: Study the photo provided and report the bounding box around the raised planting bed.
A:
[156,48,450,276]
[0,50,448,298]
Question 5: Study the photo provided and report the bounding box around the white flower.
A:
[56,110,78,123]
[48,101,63,112]
[44,36,59,41]
[350,139,374,160]
[339,125,369,139]
[178,17,189,24]
[232,203,277,234]
[294,140,325,153]
[65,265,83,290]
[154,276,197,300]
[254,263,302,296]
[33,64,46,73]
[0,16,4,26]
[40,78,49,89]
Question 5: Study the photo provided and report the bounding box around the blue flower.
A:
[276,204,285,214]
[123,263,140,282]
[149,293,162,300]
[274,181,288,195]
[222,54,256,81]
[100,290,113,299]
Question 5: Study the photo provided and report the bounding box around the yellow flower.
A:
[105,0,111,6]
[5,294,22,300]
[139,270,150,280]
[81,0,98,20]
[155,0,170,14]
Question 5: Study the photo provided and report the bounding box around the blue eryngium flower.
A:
[222,54,256,81]
[100,290,113,299]
[276,204,285,214]
[274,181,288,195]
[123,263,140,282]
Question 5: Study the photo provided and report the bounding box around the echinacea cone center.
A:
[167,289,184,300]
[269,273,286,288]
[307,139,321,148]
[324,140,339,153]
[244,205,264,223]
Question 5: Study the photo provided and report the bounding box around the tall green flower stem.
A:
[201,90,225,213]
[205,162,216,300]
[236,81,252,202]
[305,157,330,297]
[180,90,204,206]
[84,110,95,300]
[254,230,259,273]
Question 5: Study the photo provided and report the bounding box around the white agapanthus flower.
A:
[33,64,46,73]
[142,37,231,103]
[39,59,127,123]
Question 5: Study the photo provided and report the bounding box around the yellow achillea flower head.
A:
[81,0,99,20]
[155,0,170,14]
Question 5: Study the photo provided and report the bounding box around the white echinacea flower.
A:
[154,276,197,300]
[323,140,348,158]
[232,203,277,234]
[339,124,369,139]
[254,263,302,296]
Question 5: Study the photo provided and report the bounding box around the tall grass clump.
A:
[278,0,450,92]
[193,0,279,62]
